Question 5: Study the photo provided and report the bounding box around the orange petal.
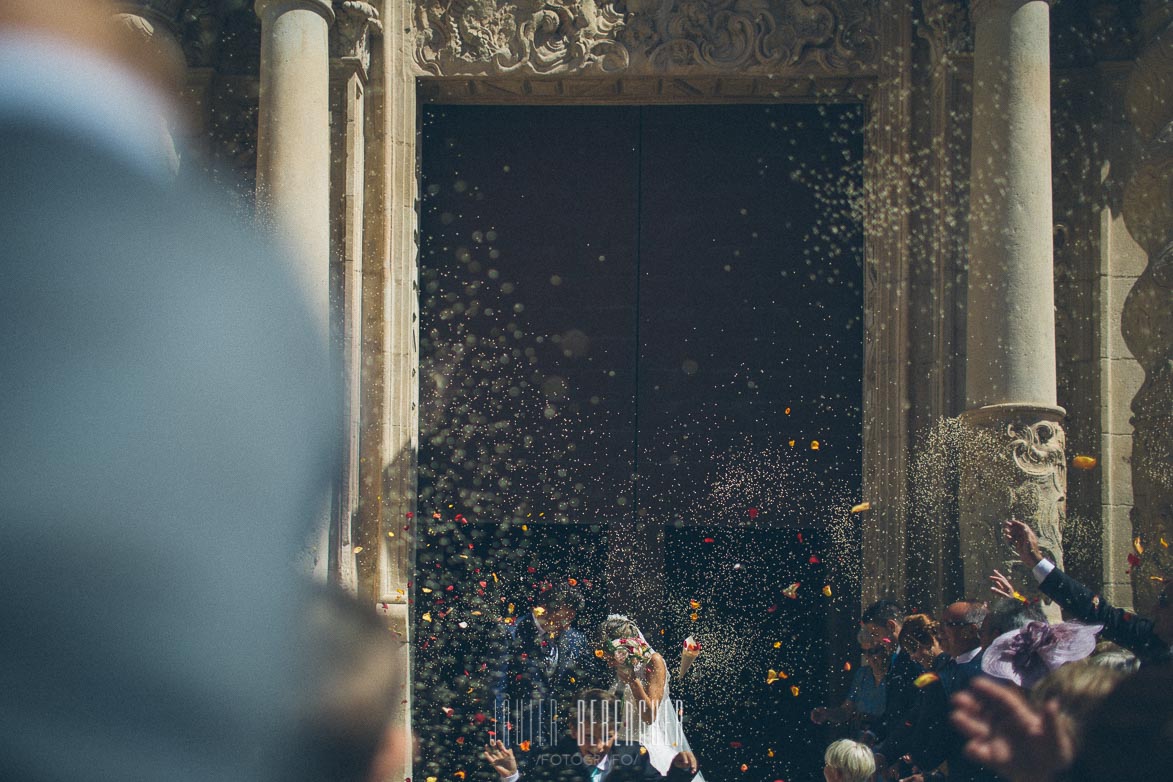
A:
[915,672,940,688]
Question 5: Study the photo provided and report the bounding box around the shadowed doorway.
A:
[416,103,864,782]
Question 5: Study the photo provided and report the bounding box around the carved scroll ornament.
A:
[413,0,879,77]
[1008,419,1066,491]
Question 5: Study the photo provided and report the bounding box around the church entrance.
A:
[415,104,864,781]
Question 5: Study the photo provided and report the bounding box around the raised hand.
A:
[989,569,1021,600]
[950,677,1073,782]
[483,740,517,779]
[1003,518,1044,568]
[672,751,699,774]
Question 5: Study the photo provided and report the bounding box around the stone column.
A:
[959,0,1066,606]
[255,0,334,334]
[1120,1,1173,614]
[255,0,335,578]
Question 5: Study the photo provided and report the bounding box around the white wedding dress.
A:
[616,650,705,781]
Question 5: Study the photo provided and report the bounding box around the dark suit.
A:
[908,651,998,782]
[874,648,922,748]
[494,613,598,746]
[1,116,333,782]
[517,735,697,782]
[1039,566,1172,665]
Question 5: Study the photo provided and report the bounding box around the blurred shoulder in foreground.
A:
[0,2,335,780]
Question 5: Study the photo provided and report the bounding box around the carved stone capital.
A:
[919,0,971,61]
[177,0,223,68]
[112,11,187,76]
[255,0,335,25]
[969,0,1049,22]
[413,0,880,78]
[332,1,383,70]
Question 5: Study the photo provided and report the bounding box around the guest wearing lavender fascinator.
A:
[981,621,1102,689]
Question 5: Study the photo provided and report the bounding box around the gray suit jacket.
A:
[0,120,335,781]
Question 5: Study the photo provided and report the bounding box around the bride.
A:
[599,615,706,781]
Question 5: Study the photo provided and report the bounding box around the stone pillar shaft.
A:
[960,0,1066,608]
[255,0,334,337]
[966,0,1056,409]
[255,0,335,578]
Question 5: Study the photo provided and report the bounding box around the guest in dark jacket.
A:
[483,689,700,782]
[858,600,923,746]
[1002,518,1172,665]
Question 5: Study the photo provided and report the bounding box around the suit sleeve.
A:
[1039,567,1168,661]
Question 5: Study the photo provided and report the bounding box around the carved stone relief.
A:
[918,0,970,64]
[957,409,1067,615]
[332,0,383,70]
[413,0,880,77]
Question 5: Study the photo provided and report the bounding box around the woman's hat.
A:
[981,620,1102,688]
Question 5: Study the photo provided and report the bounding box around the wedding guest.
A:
[1002,518,1172,665]
[950,665,1172,782]
[979,594,1046,649]
[873,614,948,778]
[811,628,890,743]
[981,621,1101,689]
[1085,640,1138,673]
[0,2,334,780]
[1028,660,1125,760]
[483,688,700,782]
[296,585,405,782]
[859,600,922,746]
[822,739,875,782]
[883,602,998,782]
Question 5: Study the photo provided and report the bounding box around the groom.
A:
[494,581,602,747]
[484,688,700,782]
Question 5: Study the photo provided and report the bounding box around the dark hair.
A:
[574,687,618,708]
[537,582,585,614]
[985,598,1045,639]
[861,599,905,627]
[898,614,939,652]
[567,687,620,726]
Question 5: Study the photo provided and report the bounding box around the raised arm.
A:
[1003,518,1167,659]
[621,652,666,724]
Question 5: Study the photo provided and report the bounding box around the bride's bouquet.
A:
[609,636,652,669]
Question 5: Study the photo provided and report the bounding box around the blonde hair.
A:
[599,616,641,646]
[1030,660,1126,752]
[824,739,875,782]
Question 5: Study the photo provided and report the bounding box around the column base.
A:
[957,404,1067,620]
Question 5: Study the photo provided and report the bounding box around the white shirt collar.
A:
[955,646,982,665]
[0,30,180,181]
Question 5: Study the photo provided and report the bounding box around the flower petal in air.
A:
[914,672,940,688]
